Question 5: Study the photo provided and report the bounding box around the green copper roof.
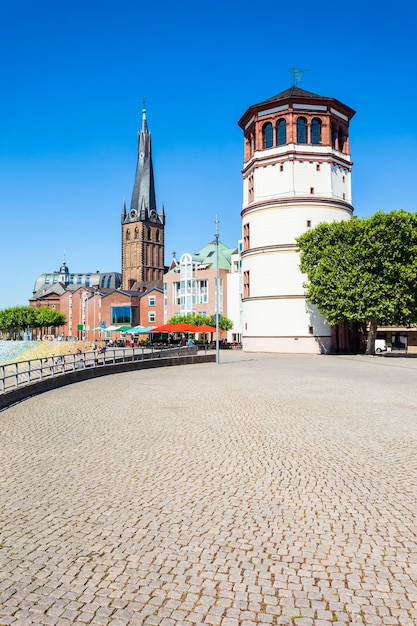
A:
[192,240,236,270]
[166,240,237,274]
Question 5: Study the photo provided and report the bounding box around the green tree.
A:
[0,306,66,339]
[168,313,233,331]
[296,210,417,354]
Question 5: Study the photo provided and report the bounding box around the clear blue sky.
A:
[0,0,416,310]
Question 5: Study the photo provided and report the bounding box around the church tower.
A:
[238,86,355,353]
[121,107,165,291]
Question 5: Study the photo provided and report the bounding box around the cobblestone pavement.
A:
[1,353,417,626]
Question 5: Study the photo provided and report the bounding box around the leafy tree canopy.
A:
[296,210,417,353]
[0,306,66,338]
[168,313,233,331]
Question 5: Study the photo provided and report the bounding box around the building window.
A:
[243,270,250,299]
[331,123,337,148]
[126,229,130,241]
[85,274,91,287]
[243,222,250,251]
[310,118,322,144]
[149,312,156,323]
[262,122,273,149]
[69,274,74,284]
[106,276,112,288]
[296,117,307,144]
[147,228,151,240]
[280,164,284,172]
[172,281,181,305]
[338,127,344,151]
[308,325,314,335]
[100,275,106,288]
[316,164,321,171]
[148,296,155,306]
[310,187,315,194]
[77,275,82,285]
[306,220,312,227]
[111,305,138,325]
[45,274,50,284]
[156,230,160,242]
[276,119,286,145]
[134,227,139,240]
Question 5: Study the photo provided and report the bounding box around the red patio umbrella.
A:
[150,323,180,333]
[194,324,217,333]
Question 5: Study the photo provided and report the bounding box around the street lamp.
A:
[215,215,220,365]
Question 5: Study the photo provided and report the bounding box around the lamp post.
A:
[215,215,220,365]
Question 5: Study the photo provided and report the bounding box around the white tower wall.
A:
[238,87,355,353]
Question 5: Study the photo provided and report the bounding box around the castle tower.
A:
[121,107,165,291]
[238,86,355,353]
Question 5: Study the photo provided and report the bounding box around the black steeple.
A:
[126,107,158,223]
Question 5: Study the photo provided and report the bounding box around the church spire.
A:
[128,104,157,221]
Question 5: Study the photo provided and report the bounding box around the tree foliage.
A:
[296,210,417,353]
[0,306,66,338]
[168,313,233,331]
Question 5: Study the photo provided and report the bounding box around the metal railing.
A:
[0,344,209,394]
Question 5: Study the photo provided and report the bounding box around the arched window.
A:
[338,127,344,151]
[262,122,273,149]
[276,119,286,145]
[296,117,307,144]
[331,123,337,149]
[156,230,160,242]
[134,227,139,240]
[147,228,151,240]
[311,118,322,144]
[126,229,130,241]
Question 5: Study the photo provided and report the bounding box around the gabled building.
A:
[163,240,238,332]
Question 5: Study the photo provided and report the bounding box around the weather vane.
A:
[288,67,309,86]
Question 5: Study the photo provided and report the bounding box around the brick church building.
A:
[29,107,166,340]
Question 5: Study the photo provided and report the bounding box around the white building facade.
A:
[238,86,355,353]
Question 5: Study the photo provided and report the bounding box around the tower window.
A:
[276,119,286,146]
[338,127,344,151]
[126,229,131,241]
[243,222,250,251]
[311,118,322,144]
[134,227,139,240]
[296,117,307,144]
[316,164,320,171]
[262,122,273,149]
[147,228,151,240]
[156,229,160,242]
[331,123,337,148]
[243,270,250,299]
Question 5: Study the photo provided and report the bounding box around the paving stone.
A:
[1,353,417,625]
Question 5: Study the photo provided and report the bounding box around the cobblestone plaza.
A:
[0,353,416,625]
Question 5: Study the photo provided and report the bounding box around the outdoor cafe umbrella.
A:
[151,323,182,333]
[194,324,217,333]
[129,325,156,334]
